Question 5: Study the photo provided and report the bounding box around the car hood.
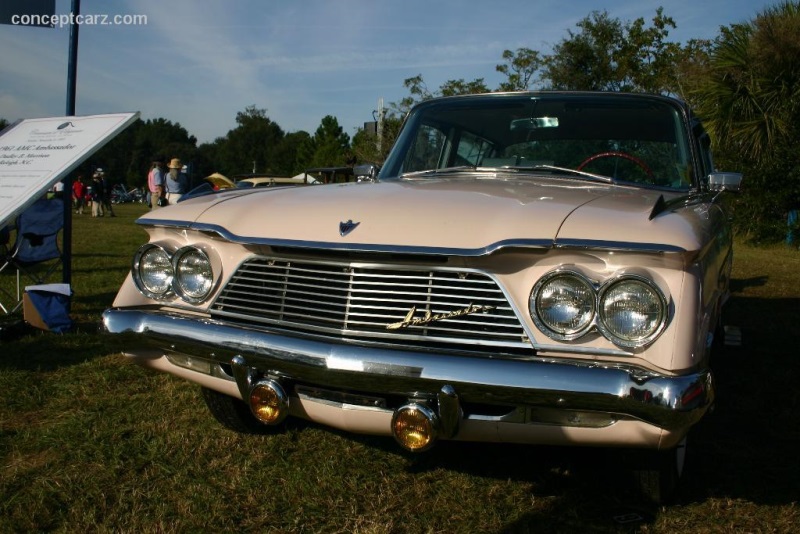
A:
[142,177,703,253]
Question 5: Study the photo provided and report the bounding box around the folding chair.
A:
[0,199,64,314]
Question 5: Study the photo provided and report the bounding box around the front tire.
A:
[201,387,280,434]
[630,437,687,504]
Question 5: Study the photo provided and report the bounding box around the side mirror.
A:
[708,172,743,193]
[354,163,380,182]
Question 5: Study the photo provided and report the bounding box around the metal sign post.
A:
[62,0,81,286]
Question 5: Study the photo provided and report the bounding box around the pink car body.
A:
[104,92,742,502]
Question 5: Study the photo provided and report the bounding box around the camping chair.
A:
[0,199,64,314]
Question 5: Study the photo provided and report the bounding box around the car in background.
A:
[110,184,134,204]
[299,167,357,184]
[233,173,320,189]
[103,91,742,503]
[204,173,235,190]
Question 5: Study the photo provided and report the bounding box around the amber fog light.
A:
[248,380,289,425]
[392,403,439,452]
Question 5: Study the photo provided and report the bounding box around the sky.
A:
[0,0,783,145]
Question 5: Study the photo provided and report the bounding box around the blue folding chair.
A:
[0,199,64,314]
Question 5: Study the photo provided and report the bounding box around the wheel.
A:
[200,387,279,434]
[630,437,687,504]
[577,151,653,179]
[709,313,726,363]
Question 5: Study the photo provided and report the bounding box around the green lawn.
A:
[1,203,798,532]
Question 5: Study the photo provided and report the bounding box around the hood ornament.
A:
[339,219,360,237]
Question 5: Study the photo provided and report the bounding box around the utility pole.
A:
[376,97,385,154]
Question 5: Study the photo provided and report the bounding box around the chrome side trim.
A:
[136,218,193,229]
[554,238,685,253]
[533,343,632,358]
[103,308,713,433]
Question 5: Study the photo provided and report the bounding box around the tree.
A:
[541,8,681,93]
[89,117,197,189]
[351,115,403,165]
[496,48,541,91]
[692,4,800,161]
[281,130,313,174]
[690,1,800,241]
[215,106,285,175]
[670,38,714,107]
[393,74,489,115]
[440,78,490,96]
[307,115,351,168]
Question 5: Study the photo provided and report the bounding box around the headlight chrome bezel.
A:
[529,268,669,349]
[132,243,175,299]
[172,246,214,304]
[132,242,217,304]
[596,274,668,348]
[529,269,596,341]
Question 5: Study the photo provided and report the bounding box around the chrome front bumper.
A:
[102,308,713,438]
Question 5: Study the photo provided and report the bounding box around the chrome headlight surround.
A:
[530,268,669,349]
[132,243,175,299]
[529,269,596,340]
[172,246,214,304]
[596,275,668,348]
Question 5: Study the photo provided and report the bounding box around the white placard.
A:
[0,112,139,228]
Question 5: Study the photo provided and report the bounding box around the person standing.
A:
[98,168,115,217]
[147,156,166,209]
[53,179,65,199]
[91,171,104,217]
[72,174,86,214]
[165,158,189,204]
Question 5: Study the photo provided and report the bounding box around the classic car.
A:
[300,166,358,184]
[103,91,742,503]
[203,172,235,190]
[233,173,321,188]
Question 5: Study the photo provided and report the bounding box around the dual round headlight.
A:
[133,244,215,303]
[530,270,667,348]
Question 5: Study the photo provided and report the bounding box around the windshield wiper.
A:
[400,164,613,184]
[400,165,477,178]
[502,164,613,183]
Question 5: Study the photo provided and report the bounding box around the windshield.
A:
[380,93,695,191]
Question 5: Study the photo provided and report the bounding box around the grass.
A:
[1,203,799,532]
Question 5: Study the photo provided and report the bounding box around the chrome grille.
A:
[210,257,530,354]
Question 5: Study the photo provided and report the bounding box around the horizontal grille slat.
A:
[211,257,530,355]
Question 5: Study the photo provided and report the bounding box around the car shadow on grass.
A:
[307,291,800,530]
[71,291,120,315]
[0,332,109,371]
[0,316,110,371]
[690,292,800,507]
